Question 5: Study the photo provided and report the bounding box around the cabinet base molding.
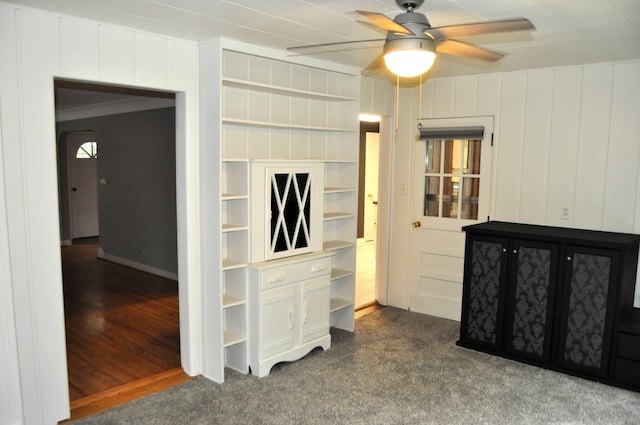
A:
[251,335,331,378]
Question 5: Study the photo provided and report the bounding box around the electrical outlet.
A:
[561,206,570,220]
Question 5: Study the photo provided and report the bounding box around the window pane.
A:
[461,177,480,220]
[76,141,97,159]
[442,177,459,218]
[425,140,441,173]
[444,140,462,174]
[463,140,481,175]
[423,176,439,217]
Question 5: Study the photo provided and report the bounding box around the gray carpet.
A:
[75,307,640,424]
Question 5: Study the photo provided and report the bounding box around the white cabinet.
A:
[248,251,333,377]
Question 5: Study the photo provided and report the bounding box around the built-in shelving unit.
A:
[324,160,358,331]
[220,159,249,373]
[200,39,360,382]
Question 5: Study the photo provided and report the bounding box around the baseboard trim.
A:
[63,368,192,423]
[97,248,178,281]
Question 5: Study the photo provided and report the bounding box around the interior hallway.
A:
[356,238,376,308]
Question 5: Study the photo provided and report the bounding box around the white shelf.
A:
[222,259,246,270]
[323,240,356,251]
[222,224,248,232]
[223,294,245,308]
[331,268,353,280]
[222,118,356,133]
[222,194,248,200]
[324,187,356,194]
[222,78,357,102]
[223,330,246,348]
[330,298,353,313]
[324,212,356,221]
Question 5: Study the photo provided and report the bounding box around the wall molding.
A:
[97,248,178,281]
[56,97,175,122]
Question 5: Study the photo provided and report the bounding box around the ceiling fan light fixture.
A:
[383,37,436,77]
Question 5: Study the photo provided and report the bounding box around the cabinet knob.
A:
[567,256,572,261]
[502,248,507,253]
[512,249,517,254]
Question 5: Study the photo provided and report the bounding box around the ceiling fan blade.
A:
[436,39,504,62]
[287,38,385,52]
[356,10,414,35]
[425,18,534,40]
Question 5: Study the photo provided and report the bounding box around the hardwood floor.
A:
[62,243,184,419]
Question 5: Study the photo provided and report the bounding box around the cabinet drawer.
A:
[614,358,640,387]
[617,332,640,362]
[259,259,331,290]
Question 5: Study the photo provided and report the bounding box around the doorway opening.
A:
[356,119,381,308]
[55,80,187,418]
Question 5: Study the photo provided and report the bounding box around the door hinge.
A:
[490,133,494,146]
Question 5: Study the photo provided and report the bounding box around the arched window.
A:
[76,141,97,159]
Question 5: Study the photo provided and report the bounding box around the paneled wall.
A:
[0,109,23,425]
[0,5,198,424]
[416,61,640,231]
[388,60,640,314]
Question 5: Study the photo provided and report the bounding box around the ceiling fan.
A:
[288,0,535,78]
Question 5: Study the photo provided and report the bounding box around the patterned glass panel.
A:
[510,246,552,357]
[467,240,503,344]
[563,253,611,368]
[270,172,311,254]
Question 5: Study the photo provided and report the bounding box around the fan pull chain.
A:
[418,74,423,121]
[395,74,400,132]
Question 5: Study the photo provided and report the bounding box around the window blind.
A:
[418,126,484,140]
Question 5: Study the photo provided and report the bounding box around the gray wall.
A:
[56,107,178,275]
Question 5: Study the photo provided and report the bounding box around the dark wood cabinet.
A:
[458,221,640,391]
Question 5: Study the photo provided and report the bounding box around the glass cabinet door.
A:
[504,240,559,363]
[557,246,618,377]
[460,235,509,351]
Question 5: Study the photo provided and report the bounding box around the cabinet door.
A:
[504,240,559,363]
[299,276,331,344]
[459,235,509,350]
[260,285,295,360]
[557,246,619,377]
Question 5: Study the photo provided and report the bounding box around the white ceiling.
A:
[11,0,640,80]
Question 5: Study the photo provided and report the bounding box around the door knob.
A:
[72,187,77,192]
[412,221,421,228]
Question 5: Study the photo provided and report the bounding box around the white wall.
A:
[0,4,199,424]
[0,93,23,425]
[386,60,640,311]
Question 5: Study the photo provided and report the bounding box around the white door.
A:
[364,132,380,242]
[408,117,494,321]
[67,132,99,239]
